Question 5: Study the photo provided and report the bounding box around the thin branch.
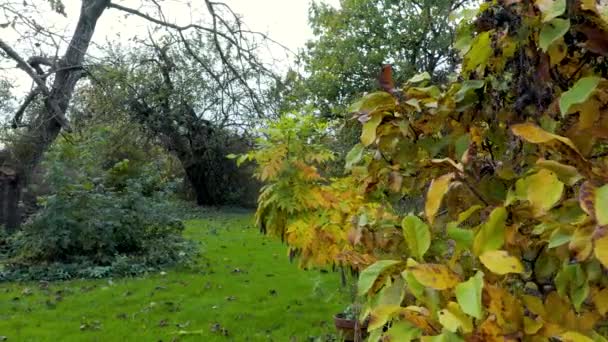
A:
[12,87,41,129]
[106,2,240,47]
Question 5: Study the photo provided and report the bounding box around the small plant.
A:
[338,304,361,321]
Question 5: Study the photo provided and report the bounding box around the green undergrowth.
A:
[0,210,348,341]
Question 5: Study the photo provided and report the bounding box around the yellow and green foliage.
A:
[237,114,409,269]
[246,0,608,339]
[350,0,608,340]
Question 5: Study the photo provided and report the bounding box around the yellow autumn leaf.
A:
[408,263,461,290]
[592,288,608,315]
[438,301,473,333]
[515,169,564,217]
[425,173,454,225]
[511,122,581,154]
[361,113,383,146]
[368,305,401,331]
[569,226,593,261]
[479,250,525,275]
[596,184,608,226]
[523,295,546,317]
[535,159,582,186]
[548,37,567,65]
[594,235,608,269]
[561,331,595,342]
[523,316,543,335]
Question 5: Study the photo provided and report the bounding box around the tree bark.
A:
[0,0,110,230]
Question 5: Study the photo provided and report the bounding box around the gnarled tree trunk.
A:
[0,0,110,231]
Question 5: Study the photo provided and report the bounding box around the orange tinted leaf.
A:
[579,181,596,218]
[379,64,395,93]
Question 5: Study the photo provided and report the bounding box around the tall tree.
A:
[0,0,279,230]
[302,0,465,116]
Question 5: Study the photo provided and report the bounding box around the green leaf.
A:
[357,260,401,295]
[378,276,406,305]
[555,263,589,311]
[361,113,383,146]
[447,225,474,250]
[548,228,571,248]
[408,72,431,84]
[455,271,484,319]
[463,31,492,71]
[236,154,248,167]
[402,269,425,300]
[454,134,470,161]
[455,80,485,102]
[473,207,507,256]
[539,18,570,52]
[454,25,474,56]
[536,0,566,22]
[402,216,431,260]
[536,159,583,186]
[345,143,364,170]
[384,321,421,341]
[559,76,601,115]
[595,184,608,225]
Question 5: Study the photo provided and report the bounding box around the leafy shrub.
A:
[249,0,608,340]
[237,114,405,270]
[1,180,197,281]
[1,126,198,281]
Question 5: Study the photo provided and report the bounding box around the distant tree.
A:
[78,32,273,206]
[301,0,466,116]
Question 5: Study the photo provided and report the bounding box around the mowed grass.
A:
[0,211,348,341]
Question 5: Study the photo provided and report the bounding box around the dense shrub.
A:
[0,126,198,281]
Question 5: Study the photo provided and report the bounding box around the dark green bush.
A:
[0,125,198,281]
[1,180,198,281]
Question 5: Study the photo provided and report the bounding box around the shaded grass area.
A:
[0,211,348,341]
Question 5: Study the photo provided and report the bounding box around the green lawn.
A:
[0,211,349,341]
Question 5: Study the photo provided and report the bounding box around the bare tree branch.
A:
[0,38,49,92]
[12,87,41,129]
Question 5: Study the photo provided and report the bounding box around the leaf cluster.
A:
[248,0,608,339]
